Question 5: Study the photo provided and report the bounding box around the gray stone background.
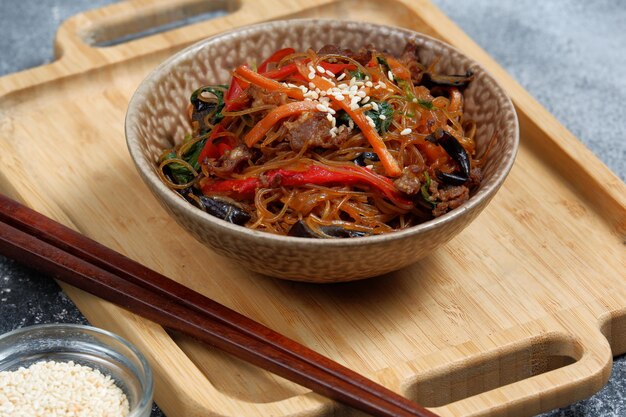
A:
[0,1,624,416]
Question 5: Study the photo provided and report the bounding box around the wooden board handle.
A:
[413,320,614,417]
[53,0,339,71]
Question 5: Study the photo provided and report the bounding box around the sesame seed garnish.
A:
[336,73,346,81]
[325,70,335,77]
[308,82,316,89]
[387,70,394,80]
[316,104,329,112]
[379,114,387,120]
[308,72,315,80]
[315,65,325,73]
[412,98,418,103]
[362,96,370,104]
[365,81,373,87]
[371,102,379,111]
[400,128,412,135]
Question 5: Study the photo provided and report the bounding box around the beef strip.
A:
[284,112,342,151]
[394,165,422,195]
[399,41,426,85]
[317,44,373,66]
[430,178,470,217]
[248,85,289,107]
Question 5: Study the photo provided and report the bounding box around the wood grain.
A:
[0,0,624,416]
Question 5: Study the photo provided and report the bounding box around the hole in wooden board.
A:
[83,0,239,47]
[404,333,580,408]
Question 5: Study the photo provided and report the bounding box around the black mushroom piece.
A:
[179,188,251,225]
[288,220,370,239]
[422,70,474,88]
[189,85,226,134]
[353,151,380,167]
[426,129,471,186]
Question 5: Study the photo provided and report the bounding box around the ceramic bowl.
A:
[125,19,518,282]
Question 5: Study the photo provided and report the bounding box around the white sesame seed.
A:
[308,72,315,80]
[350,77,357,86]
[356,90,367,98]
[412,98,418,103]
[365,81,373,87]
[327,107,336,115]
[371,102,379,111]
[326,113,334,122]
[400,128,412,135]
[308,82,316,89]
[387,70,394,80]
[366,164,374,170]
[348,120,354,129]
[334,94,345,101]
[362,96,370,104]
[379,114,387,120]
[336,73,346,81]
[366,115,376,127]
[316,65,325,73]
[316,104,329,112]
[325,70,335,77]
[304,90,319,99]
[308,65,315,72]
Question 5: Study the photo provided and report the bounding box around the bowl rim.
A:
[0,323,154,416]
[126,18,519,248]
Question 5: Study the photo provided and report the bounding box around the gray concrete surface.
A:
[0,1,624,416]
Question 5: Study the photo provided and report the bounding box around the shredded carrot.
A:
[234,66,304,101]
[244,101,319,147]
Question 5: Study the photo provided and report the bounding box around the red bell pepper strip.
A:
[200,164,412,208]
[319,62,356,75]
[258,48,295,73]
[262,63,299,80]
[198,124,235,162]
[224,77,249,111]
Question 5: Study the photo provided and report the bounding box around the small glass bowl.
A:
[0,323,153,417]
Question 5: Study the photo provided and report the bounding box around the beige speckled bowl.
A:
[125,20,518,282]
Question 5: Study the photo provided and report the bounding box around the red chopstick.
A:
[0,193,439,417]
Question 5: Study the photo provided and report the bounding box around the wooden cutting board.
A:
[1,0,624,416]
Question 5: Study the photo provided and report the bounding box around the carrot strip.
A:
[244,101,319,147]
[234,66,304,101]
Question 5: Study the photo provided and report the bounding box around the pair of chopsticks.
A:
[0,193,439,417]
